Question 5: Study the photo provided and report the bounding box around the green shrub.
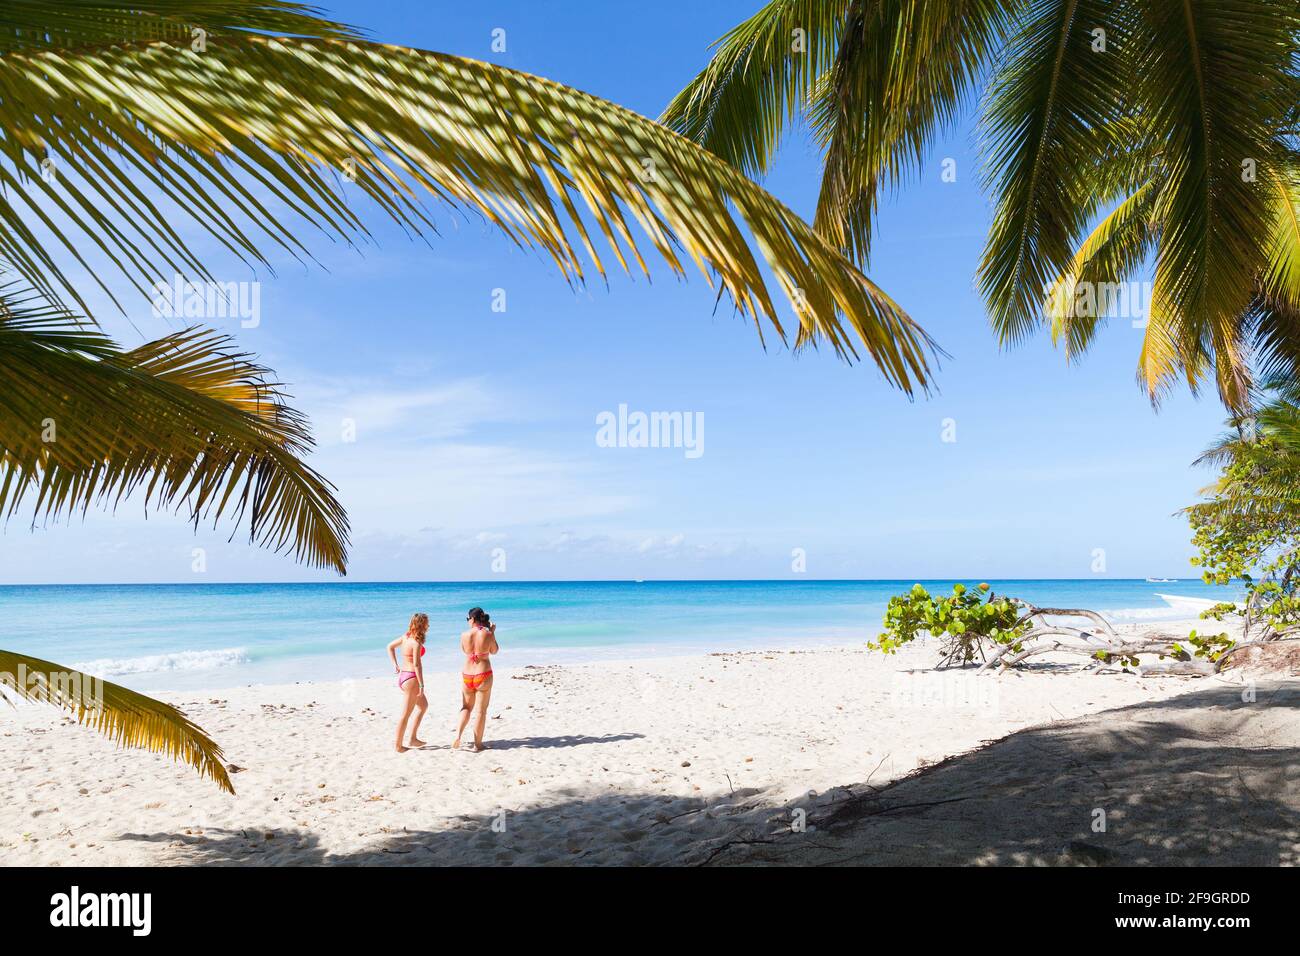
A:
[869,583,1031,666]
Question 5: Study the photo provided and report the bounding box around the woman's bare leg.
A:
[472,680,494,751]
[408,691,428,748]
[453,685,473,748]
[395,680,419,752]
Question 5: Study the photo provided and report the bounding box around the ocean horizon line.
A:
[0,576,1197,589]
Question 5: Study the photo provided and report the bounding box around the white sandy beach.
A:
[3,620,1294,866]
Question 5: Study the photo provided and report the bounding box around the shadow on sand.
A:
[463,733,646,751]
[120,682,1298,866]
[710,680,1300,866]
[410,733,646,753]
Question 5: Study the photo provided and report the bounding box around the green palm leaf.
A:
[0,648,234,793]
[1128,0,1296,409]
[1046,178,1160,358]
[660,0,852,180]
[978,0,1139,346]
[0,279,350,573]
[808,0,1012,263]
[0,0,361,51]
[671,0,1300,410]
[1238,170,1300,383]
[1191,377,1300,518]
[0,14,937,390]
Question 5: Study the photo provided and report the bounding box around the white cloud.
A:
[296,377,511,446]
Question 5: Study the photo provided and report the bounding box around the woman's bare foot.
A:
[408,737,426,748]
[452,737,462,750]
[395,744,409,753]
[472,742,485,753]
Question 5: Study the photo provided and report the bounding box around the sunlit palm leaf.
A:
[1251,294,1300,383]
[660,0,851,180]
[1129,0,1295,409]
[1261,167,1300,309]
[1141,270,1213,401]
[1247,172,1300,381]
[0,280,350,572]
[0,648,233,792]
[672,0,1300,410]
[0,0,360,52]
[1191,377,1300,518]
[1046,179,1159,357]
[978,0,1139,346]
[0,28,937,391]
[808,0,1012,263]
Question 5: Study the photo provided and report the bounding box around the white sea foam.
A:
[1102,606,1191,622]
[71,647,249,677]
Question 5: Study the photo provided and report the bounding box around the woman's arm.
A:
[488,623,499,655]
[386,636,402,672]
[415,648,425,692]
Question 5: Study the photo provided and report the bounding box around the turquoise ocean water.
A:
[0,579,1240,692]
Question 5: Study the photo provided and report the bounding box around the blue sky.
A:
[0,0,1232,584]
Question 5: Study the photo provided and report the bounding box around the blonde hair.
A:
[406,612,429,643]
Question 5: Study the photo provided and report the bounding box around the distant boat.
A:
[1145,577,1177,583]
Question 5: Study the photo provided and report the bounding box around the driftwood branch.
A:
[1015,602,1118,638]
[978,627,1300,676]
[1212,635,1300,667]
[975,626,1120,674]
[923,595,1297,677]
[1139,661,1216,677]
[1000,639,1178,669]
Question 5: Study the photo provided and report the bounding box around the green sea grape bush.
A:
[1186,402,1300,647]
[871,583,1227,672]
[1177,629,1237,663]
[869,583,1030,666]
[1188,501,1300,643]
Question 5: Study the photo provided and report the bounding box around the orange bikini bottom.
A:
[462,671,492,691]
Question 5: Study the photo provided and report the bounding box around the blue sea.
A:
[0,579,1240,692]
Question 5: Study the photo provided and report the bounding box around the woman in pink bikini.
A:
[386,612,429,752]
[454,607,498,752]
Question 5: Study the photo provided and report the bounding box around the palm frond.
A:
[0,648,233,792]
[1261,165,1300,309]
[1140,264,1214,401]
[0,34,937,390]
[659,0,851,179]
[1130,0,1297,410]
[0,280,350,573]
[808,0,1013,263]
[1045,178,1160,357]
[1248,292,1300,383]
[978,0,1140,345]
[1190,377,1300,521]
[1235,166,1300,381]
[0,0,361,52]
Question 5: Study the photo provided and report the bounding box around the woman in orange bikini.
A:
[454,607,498,752]
[386,612,429,752]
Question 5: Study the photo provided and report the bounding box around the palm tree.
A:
[662,0,1300,411]
[0,273,336,792]
[1184,378,1300,643]
[1194,377,1300,515]
[1,1,939,788]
